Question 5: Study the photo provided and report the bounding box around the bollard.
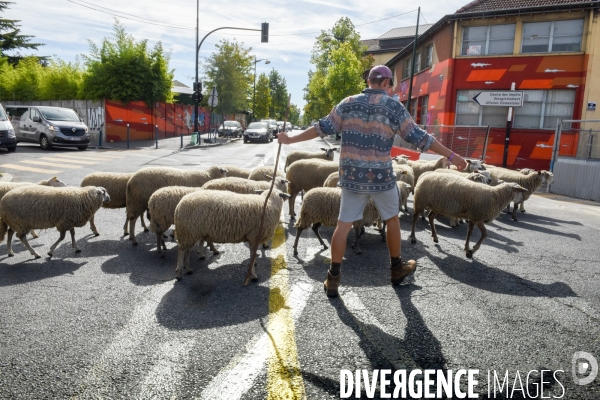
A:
[180,129,183,149]
[155,125,158,149]
[127,124,130,149]
[99,128,102,147]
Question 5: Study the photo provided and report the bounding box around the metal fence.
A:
[550,119,600,202]
[394,125,490,160]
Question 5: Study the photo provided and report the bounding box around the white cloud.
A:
[10,0,468,110]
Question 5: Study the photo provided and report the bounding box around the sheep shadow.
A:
[153,261,271,330]
[427,249,577,298]
[0,258,85,287]
[493,218,582,241]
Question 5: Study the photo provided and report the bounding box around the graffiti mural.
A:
[87,106,104,131]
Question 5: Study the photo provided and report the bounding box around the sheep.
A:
[125,165,227,245]
[518,168,536,175]
[410,172,527,257]
[80,172,150,237]
[407,156,449,186]
[323,172,339,188]
[393,164,415,191]
[285,159,339,219]
[222,165,252,179]
[487,168,554,220]
[392,155,411,165]
[284,147,338,172]
[397,181,412,214]
[0,177,68,239]
[248,166,285,182]
[291,187,380,256]
[0,186,110,258]
[173,189,290,280]
[202,176,288,194]
[449,159,487,173]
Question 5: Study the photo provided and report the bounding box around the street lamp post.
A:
[252,57,270,121]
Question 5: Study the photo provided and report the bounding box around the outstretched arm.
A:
[428,140,467,171]
[278,126,319,145]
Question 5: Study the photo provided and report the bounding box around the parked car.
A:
[5,105,90,150]
[0,104,17,152]
[262,119,279,136]
[217,121,243,138]
[244,121,273,143]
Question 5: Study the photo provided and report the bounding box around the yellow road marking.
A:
[0,163,61,173]
[39,157,98,165]
[21,160,81,169]
[267,221,306,400]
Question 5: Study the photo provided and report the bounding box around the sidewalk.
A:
[94,133,241,151]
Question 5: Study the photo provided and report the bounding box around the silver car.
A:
[5,105,90,150]
[243,121,272,143]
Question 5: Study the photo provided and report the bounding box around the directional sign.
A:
[472,91,523,107]
[208,87,218,107]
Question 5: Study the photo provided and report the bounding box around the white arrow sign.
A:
[472,91,523,107]
[209,87,218,107]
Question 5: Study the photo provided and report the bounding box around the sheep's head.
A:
[321,147,338,160]
[473,169,492,184]
[541,170,554,185]
[466,159,486,172]
[39,176,68,187]
[96,187,111,203]
[465,171,488,184]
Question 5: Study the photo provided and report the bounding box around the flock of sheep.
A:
[0,146,553,280]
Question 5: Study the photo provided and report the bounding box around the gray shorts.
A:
[339,187,399,223]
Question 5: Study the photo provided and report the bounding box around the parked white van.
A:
[0,104,17,152]
[4,105,90,150]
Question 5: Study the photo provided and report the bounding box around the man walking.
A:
[278,65,467,297]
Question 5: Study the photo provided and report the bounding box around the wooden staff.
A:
[244,94,292,285]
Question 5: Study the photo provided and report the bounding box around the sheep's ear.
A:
[537,171,542,175]
[401,171,407,175]
[253,190,264,195]
[498,179,504,184]
[333,147,339,151]
[406,185,412,190]
[320,147,327,151]
[467,160,472,164]
[221,168,228,174]
[280,178,289,184]
[278,192,290,200]
[264,174,273,180]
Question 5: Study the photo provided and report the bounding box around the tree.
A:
[303,17,373,120]
[268,69,287,119]
[0,56,42,100]
[203,39,253,116]
[39,58,85,100]
[254,73,271,119]
[288,104,300,125]
[0,1,44,64]
[82,20,174,105]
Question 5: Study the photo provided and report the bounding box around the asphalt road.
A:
[0,133,599,399]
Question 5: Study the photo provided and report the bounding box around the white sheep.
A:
[0,186,110,258]
[125,165,227,245]
[323,172,339,188]
[222,165,252,179]
[81,172,150,236]
[248,166,285,182]
[202,176,288,194]
[292,187,380,255]
[392,155,411,165]
[408,156,449,186]
[284,147,338,172]
[393,164,415,191]
[410,172,527,257]
[173,189,289,280]
[285,159,339,219]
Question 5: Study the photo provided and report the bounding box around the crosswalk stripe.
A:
[48,154,117,162]
[21,160,82,169]
[39,157,98,165]
[0,163,61,173]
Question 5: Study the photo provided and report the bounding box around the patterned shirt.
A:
[314,88,435,193]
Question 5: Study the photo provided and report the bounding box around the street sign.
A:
[208,87,218,107]
[472,91,523,107]
[192,91,203,103]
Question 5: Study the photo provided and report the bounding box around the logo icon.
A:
[72,127,76,133]
[572,351,598,385]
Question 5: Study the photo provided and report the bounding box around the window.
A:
[404,58,411,79]
[461,24,515,55]
[414,52,421,73]
[420,96,429,126]
[455,90,507,127]
[514,90,575,129]
[424,45,433,68]
[521,19,583,53]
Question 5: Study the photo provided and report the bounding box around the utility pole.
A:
[406,7,420,115]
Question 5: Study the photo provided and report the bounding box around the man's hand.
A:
[278,131,292,145]
[452,154,468,171]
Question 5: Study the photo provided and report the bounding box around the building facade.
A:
[386,0,600,169]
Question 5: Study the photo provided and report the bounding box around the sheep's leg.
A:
[48,230,67,257]
[293,227,305,255]
[184,248,192,274]
[520,201,526,213]
[161,237,167,251]
[122,215,129,236]
[18,232,41,259]
[156,232,164,257]
[208,242,219,255]
[175,247,185,280]
[248,246,258,282]
[197,240,206,260]
[29,229,39,239]
[465,221,475,258]
[311,223,328,250]
[428,211,439,243]
[351,226,364,254]
[288,189,298,220]
[512,201,520,221]
[6,228,15,257]
[89,213,100,236]
[129,217,138,245]
[69,228,81,253]
[140,212,149,232]
[410,210,420,244]
[378,221,387,242]
[469,221,487,257]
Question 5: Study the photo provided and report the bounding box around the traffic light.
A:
[193,81,202,92]
[193,91,203,103]
[261,23,269,43]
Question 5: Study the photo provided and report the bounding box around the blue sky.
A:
[6,0,468,112]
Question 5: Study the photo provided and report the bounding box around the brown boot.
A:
[391,259,417,285]
[323,271,341,297]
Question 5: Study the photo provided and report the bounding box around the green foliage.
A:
[0,1,44,64]
[39,58,84,100]
[268,69,288,119]
[203,39,253,116]
[254,72,271,119]
[303,17,373,120]
[82,20,174,105]
[0,56,41,100]
[288,104,300,125]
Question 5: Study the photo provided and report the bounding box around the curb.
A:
[0,172,14,182]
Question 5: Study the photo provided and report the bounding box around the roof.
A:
[362,39,380,52]
[172,80,190,88]
[378,24,434,40]
[456,0,595,13]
